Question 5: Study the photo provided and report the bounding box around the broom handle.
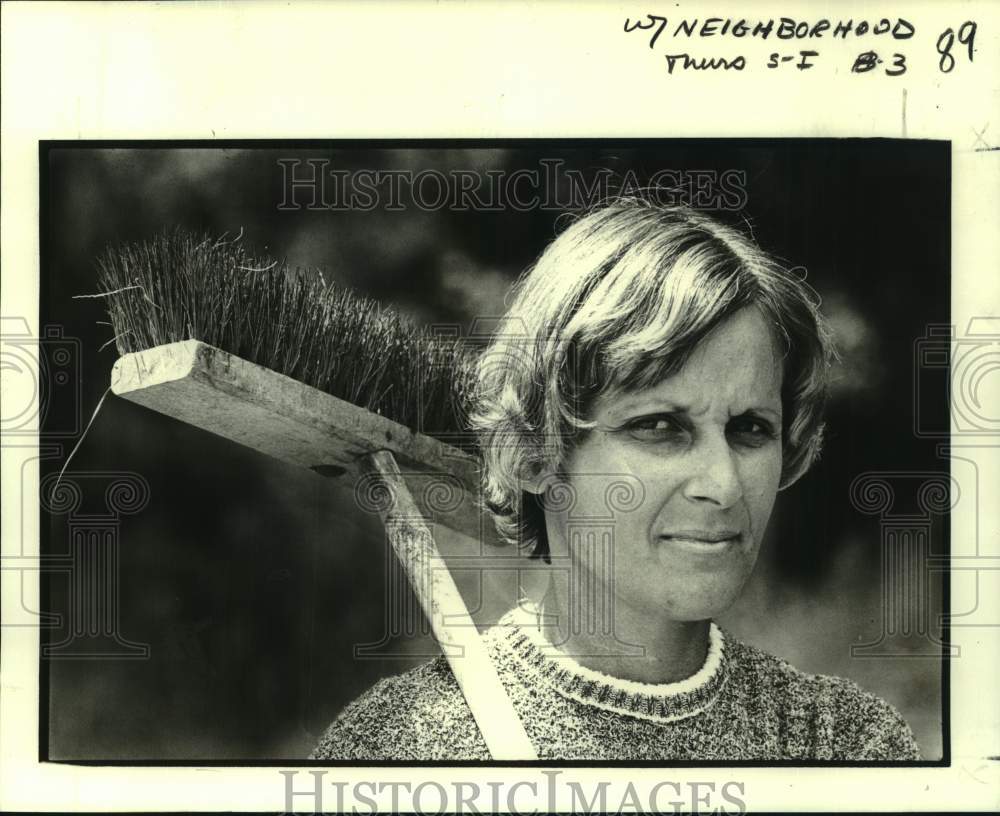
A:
[363,450,537,760]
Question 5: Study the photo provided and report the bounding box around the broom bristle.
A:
[96,228,477,445]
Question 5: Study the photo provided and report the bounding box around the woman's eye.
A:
[623,416,686,440]
[728,417,778,445]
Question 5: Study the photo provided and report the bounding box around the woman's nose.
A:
[681,434,743,508]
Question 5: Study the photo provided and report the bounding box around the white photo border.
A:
[2,1,998,812]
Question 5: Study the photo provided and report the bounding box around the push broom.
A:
[94,229,537,760]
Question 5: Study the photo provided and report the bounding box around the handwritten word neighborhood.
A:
[625,15,977,75]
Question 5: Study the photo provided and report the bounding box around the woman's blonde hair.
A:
[470,197,836,561]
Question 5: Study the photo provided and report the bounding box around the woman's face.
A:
[543,307,785,622]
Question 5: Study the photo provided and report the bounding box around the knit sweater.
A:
[311,602,920,761]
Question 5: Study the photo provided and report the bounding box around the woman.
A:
[311,197,921,761]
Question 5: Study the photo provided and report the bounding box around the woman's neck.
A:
[538,576,712,685]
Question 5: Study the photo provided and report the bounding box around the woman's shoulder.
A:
[309,657,488,761]
[723,634,921,760]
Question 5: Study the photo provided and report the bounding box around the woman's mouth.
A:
[657,530,742,554]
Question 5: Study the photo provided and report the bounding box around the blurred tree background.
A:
[41,142,948,760]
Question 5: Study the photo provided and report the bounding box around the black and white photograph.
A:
[40,142,947,764]
[2,2,998,814]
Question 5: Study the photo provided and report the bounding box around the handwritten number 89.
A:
[937,21,977,73]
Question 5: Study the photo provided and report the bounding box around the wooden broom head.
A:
[96,228,478,443]
[111,340,488,541]
[97,229,488,540]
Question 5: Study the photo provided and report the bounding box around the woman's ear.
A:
[519,461,558,496]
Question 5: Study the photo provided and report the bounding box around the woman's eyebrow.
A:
[609,399,782,420]
[736,406,783,421]
[609,398,686,417]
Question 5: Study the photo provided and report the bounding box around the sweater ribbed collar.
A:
[493,601,728,724]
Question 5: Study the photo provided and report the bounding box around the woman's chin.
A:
[634,570,752,621]
[666,596,741,622]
